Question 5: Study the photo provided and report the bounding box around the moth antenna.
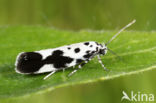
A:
[107,48,123,61]
[105,19,136,46]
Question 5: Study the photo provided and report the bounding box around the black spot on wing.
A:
[44,50,73,69]
[95,42,103,47]
[91,51,95,54]
[99,44,103,47]
[16,52,44,73]
[86,50,90,53]
[90,45,93,47]
[95,42,99,45]
[83,54,92,59]
[52,50,63,55]
[67,47,71,50]
[76,59,83,64]
[74,48,80,53]
[96,47,98,52]
[84,42,89,46]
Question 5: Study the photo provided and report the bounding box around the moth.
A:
[15,20,136,80]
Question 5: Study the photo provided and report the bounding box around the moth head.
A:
[99,44,107,55]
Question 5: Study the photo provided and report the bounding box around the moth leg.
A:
[63,68,65,72]
[68,61,88,77]
[43,71,56,80]
[97,55,108,71]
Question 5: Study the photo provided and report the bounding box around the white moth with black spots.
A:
[15,20,136,80]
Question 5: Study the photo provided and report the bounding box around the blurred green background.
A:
[1,0,156,31]
[0,0,156,103]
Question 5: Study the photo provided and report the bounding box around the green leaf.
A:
[0,26,156,99]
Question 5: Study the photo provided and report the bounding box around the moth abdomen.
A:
[15,52,44,74]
